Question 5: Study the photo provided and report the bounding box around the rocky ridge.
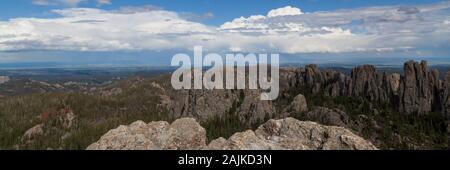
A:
[87,118,377,150]
[166,89,276,124]
[160,60,450,127]
[279,60,450,117]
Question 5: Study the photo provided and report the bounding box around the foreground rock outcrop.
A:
[87,118,206,150]
[87,118,377,150]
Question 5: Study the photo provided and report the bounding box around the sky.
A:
[0,0,450,67]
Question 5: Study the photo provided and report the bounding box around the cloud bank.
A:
[1,2,450,55]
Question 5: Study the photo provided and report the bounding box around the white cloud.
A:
[267,6,303,17]
[2,2,450,54]
[0,8,215,51]
[32,0,111,7]
[218,2,450,53]
[97,0,111,5]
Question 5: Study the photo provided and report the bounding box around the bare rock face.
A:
[162,60,448,125]
[287,93,309,113]
[301,107,350,128]
[169,89,238,121]
[206,118,377,150]
[279,60,447,115]
[387,73,401,95]
[87,118,206,150]
[443,72,450,118]
[399,61,438,114]
[207,130,290,150]
[350,65,376,98]
[350,65,388,103]
[87,118,377,150]
[169,89,275,124]
[305,65,324,94]
[207,118,377,150]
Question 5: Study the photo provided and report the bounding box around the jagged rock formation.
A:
[280,60,450,116]
[399,61,440,114]
[286,94,309,113]
[168,89,276,124]
[87,118,377,150]
[144,60,450,134]
[150,60,450,127]
[444,72,450,117]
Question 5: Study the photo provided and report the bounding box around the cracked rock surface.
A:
[87,117,377,150]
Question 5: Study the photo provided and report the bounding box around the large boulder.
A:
[87,118,206,150]
[206,118,377,150]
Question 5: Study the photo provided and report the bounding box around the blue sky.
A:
[1,0,445,25]
[0,0,450,67]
